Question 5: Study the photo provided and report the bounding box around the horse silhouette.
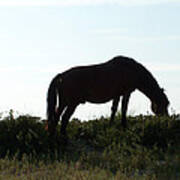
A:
[46,56,169,137]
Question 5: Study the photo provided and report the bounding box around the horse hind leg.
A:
[46,103,66,136]
[109,96,120,126]
[55,103,66,123]
[60,103,78,137]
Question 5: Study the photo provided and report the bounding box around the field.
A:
[0,110,180,179]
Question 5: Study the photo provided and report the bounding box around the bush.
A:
[0,110,180,178]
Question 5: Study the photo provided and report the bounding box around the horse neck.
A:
[136,70,161,104]
[138,84,160,103]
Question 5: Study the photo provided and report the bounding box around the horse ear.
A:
[151,102,158,114]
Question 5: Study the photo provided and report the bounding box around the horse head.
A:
[151,88,169,116]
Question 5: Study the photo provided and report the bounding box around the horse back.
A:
[60,57,140,104]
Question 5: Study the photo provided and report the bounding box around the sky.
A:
[0,0,180,120]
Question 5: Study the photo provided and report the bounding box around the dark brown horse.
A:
[46,56,169,136]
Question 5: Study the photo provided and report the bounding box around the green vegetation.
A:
[0,110,180,179]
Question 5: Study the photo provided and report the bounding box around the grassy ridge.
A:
[0,111,180,179]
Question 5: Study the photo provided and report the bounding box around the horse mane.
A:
[110,56,159,84]
[109,56,162,101]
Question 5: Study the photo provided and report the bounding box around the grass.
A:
[0,110,179,179]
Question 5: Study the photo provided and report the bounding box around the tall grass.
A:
[0,110,179,179]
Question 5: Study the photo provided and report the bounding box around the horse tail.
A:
[47,74,61,123]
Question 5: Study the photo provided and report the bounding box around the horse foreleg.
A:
[60,104,78,137]
[109,96,120,125]
[121,93,131,128]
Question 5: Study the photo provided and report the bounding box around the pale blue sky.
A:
[0,0,180,119]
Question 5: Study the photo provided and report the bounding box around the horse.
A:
[46,55,169,137]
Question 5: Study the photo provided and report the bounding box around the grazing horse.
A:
[46,56,169,137]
